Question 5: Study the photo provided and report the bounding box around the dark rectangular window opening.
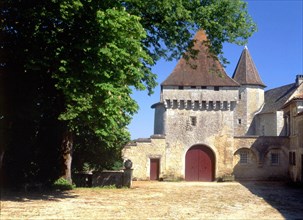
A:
[191,86,196,89]
[238,119,242,125]
[271,153,280,165]
[214,86,219,91]
[190,116,197,126]
[201,86,207,89]
[289,152,296,165]
[240,152,248,164]
[178,86,184,90]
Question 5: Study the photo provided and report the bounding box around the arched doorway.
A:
[185,145,215,181]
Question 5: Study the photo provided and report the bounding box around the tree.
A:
[1,0,256,185]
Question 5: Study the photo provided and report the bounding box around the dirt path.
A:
[1,181,303,219]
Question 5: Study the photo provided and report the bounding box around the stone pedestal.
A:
[123,169,133,188]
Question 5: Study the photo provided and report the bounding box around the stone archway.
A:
[185,145,215,181]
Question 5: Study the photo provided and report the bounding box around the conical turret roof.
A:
[161,30,239,87]
[232,46,266,87]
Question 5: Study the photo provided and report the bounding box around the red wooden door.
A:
[150,158,160,180]
[185,146,214,181]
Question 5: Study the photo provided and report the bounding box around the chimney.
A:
[296,74,303,86]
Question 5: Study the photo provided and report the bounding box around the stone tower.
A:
[152,30,240,179]
[232,46,266,136]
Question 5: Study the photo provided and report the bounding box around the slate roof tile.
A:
[161,30,239,87]
[260,83,297,113]
[232,47,265,87]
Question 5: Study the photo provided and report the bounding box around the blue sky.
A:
[128,0,303,140]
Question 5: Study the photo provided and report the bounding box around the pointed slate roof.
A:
[232,46,266,87]
[161,30,239,87]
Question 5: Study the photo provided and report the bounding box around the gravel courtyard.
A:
[1,181,303,219]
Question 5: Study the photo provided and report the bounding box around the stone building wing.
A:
[260,83,297,114]
[161,30,239,87]
[232,47,266,87]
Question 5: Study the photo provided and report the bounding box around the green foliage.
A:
[111,160,124,171]
[82,163,92,173]
[53,177,76,190]
[1,0,256,186]
[123,0,256,64]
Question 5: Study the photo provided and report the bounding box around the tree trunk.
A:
[61,130,73,183]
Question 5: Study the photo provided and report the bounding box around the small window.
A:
[191,86,196,89]
[178,86,184,90]
[239,93,242,100]
[238,119,242,125]
[201,86,207,89]
[240,152,248,164]
[271,153,280,165]
[289,152,296,165]
[214,86,219,91]
[190,116,197,126]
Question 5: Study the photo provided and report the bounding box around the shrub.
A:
[52,177,75,190]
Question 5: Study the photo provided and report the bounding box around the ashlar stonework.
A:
[123,30,303,182]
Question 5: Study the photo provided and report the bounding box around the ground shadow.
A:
[239,181,303,220]
[0,188,78,202]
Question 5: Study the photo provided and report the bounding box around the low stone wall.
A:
[73,169,133,188]
[92,171,124,188]
[72,172,93,187]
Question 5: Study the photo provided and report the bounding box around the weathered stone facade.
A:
[123,31,302,182]
[282,80,303,182]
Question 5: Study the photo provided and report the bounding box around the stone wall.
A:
[233,136,289,180]
[255,112,285,136]
[122,136,166,180]
[161,86,239,103]
[287,101,303,182]
[234,85,264,136]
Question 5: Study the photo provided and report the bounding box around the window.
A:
[238,119,242,125]
[178,86,184,90]
[239,93,242,100]
[191,86,196,89]
[201,86,207,89]
[289,152,296,165]
[190,116,197,126]
[284,112,290,136]
[271,153,280,165]
[240,152,248,164]
[214,86,219,91]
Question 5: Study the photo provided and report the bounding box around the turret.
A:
[232,46,266,136]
